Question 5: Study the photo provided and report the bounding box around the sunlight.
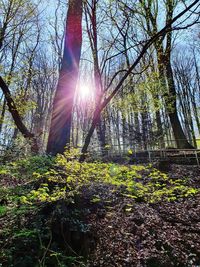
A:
[78,84,91,99]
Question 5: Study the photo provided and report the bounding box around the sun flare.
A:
[78,84,91,99]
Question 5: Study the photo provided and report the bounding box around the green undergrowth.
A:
[18,149,199,204]
[0,148,199,207]
[0,155,55,179]
[0,149,199,266]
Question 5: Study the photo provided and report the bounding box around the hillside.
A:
[0,153,199,266]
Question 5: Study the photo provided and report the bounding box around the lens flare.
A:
[78,84,91,99]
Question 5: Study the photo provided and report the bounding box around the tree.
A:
[154,0,194,148]
[79,0,200,161]
[47,0,83,155]
[119,0,196,149]
[0,77,38,152]
[85,0,107,153]
[0,0,41,152]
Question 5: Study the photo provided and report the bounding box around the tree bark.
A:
[0,76,38,153]
[0,98,6,135]
[47,0,83,155]
[165,61,194,148]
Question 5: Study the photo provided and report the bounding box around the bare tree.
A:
[79,0,200,161]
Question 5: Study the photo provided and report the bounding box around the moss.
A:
[0,205,7,217]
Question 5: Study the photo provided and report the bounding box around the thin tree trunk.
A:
[0,98,6,134]
[0,76,38,153]
[165,61,194,148]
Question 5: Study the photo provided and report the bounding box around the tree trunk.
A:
[0,98,6,134]
[0,76,38,153]
[47,0,83,155]
[165,61,194,149]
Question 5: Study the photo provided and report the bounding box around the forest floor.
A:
[85,167,200,267]
[0,154,200,267]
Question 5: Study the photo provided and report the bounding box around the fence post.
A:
[148,150,152,162]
